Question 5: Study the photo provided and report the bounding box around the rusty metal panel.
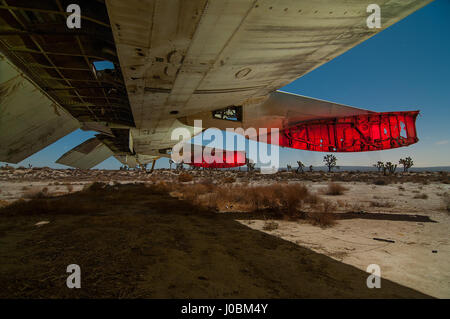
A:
[0,54,79,163]
[56,138,114,169]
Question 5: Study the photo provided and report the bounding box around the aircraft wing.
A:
[106,0,430,127]
[0,0,431,166]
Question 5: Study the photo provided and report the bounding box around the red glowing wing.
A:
[246,91,420,152]
[266,111,419,152]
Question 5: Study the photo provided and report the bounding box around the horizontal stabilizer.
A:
[56,138,113,169]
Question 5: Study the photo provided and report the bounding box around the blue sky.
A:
[3,0,449,169]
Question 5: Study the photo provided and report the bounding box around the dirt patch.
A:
[0,184,431,298]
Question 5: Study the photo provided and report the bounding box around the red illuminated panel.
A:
[187,150,246,168]
[274,111,419,152]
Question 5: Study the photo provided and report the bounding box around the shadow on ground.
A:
[0,184,431,298]
[222,211,436,223]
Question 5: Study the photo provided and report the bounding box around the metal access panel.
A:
[0,54,79,163]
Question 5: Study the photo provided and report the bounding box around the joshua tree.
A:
[296,161,305,173]
[309,165,314,172]
[176,162,184,171]
[286,164,292,172]
[384,162,397,175]
[246,158,255,172]
[399,156,414,172]
[373,161,384,173]
[323,154,338,172]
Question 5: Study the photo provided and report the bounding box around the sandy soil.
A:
[0,183,431,298]
[0,169,448,298]
[239,182,449,298]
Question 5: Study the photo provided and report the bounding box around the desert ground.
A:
[0,167,448,298]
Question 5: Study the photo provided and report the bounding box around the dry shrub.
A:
[303,199,337,227]
[178,172,193,183]
[212,183,310,215]
[349,203,365,212]
[323,182,347,195]
[413,193,428,199]
[203,192,219,210]
[443,193,450,213]
[66,184,74,192]
[152,181,174,193]
[222,176,236,184]
[198,178,214,187]
[181,183,211,203]
[23,186,49,199]
[336,199,347,208]
[277,184,308,215]
[370,200,394,208]
[373,179,388,185]
[262,221,279,231]
[304,193,320,206]
[305,212,336,228]
[83,181,105,192]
